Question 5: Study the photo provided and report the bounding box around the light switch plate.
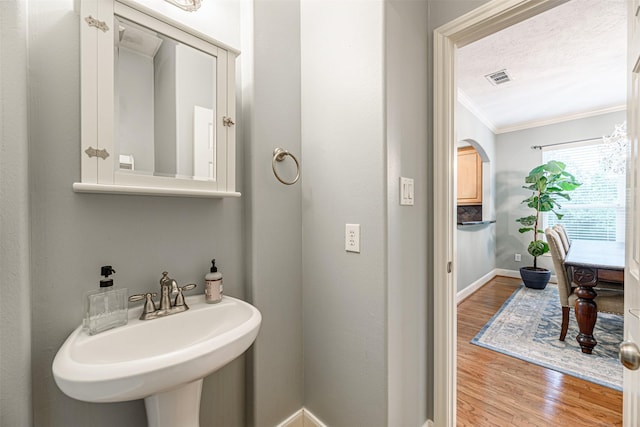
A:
[400,177,414,205]
[345,224,360,253]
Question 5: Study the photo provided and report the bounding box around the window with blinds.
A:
[542,139,626,242]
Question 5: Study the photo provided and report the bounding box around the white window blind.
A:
[542,139,625,242]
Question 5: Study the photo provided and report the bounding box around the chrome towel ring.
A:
[272,148,300,185]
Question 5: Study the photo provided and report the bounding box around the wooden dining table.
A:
[564,239,625,354]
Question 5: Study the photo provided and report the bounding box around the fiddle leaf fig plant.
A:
[515,160,581,268]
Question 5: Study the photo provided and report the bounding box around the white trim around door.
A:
[432,1,569,425]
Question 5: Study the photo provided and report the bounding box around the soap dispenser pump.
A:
[100,265,115,287]
[84,265,128,335]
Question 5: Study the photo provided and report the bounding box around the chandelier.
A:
[600,122,627,175]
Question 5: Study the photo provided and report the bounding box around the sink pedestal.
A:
[52,295,261,426]
[144,379,203,427]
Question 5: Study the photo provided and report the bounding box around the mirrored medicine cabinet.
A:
[74,0,239,197]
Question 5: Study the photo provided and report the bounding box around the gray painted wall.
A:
[0,1,33,425]
[495,110,626,273]
[26,1,246,426]
[154,37,178,177]
[300,2,387,426]
[7,0,588,425]
[386,1,429,425]
[118,48,155,172]
[455,103,497,292]
[243,0,304,426]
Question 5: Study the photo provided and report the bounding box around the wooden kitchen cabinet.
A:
[457,146,482,205]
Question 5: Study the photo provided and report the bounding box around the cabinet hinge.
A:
[85,16,109,33]
[223,116,235,127]
[447,261,453,273]
[85,147,110,160]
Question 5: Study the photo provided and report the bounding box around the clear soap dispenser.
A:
[84,266,128,335]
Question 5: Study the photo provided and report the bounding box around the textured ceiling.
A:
[456,0,627,133]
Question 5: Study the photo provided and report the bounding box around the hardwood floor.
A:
[457,276,622,426]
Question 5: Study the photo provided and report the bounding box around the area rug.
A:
[471,284,623,391]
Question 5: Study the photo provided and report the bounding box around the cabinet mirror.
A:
[75,0,239,197]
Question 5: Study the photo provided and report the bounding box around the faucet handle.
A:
[174,284,197,308]
[181,283,197,292]
[129,292,158,314]
[128,294,146,302]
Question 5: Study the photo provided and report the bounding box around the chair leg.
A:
[560,306,569,341]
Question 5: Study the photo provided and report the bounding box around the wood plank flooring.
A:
[457,276,622,426]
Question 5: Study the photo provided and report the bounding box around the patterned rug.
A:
[471,284,623,391]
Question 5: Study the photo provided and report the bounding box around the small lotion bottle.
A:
[204,259,223,304]
[84,265,128,335]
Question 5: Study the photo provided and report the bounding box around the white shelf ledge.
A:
[73,183,241,198]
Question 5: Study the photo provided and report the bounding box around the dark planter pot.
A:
[520,266,551,289]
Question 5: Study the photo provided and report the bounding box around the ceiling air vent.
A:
[485,69,512,86]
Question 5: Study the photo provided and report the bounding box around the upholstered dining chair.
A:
[545,227,624,341]
[553,224,571,252]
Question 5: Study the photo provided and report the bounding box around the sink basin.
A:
[53,295,261,427]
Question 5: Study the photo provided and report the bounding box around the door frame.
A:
[432,1,569,425]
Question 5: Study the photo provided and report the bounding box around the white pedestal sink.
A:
[52,295,261,427]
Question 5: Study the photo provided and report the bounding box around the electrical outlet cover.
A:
[345,224,360,253]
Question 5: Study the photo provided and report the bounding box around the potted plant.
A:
[515,160,581,289]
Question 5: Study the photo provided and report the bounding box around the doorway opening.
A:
[433,1,586,425]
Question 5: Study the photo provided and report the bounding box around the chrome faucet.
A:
[159,271,177,311]
[129,271,197,320]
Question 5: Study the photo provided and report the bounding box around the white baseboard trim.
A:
[456,269,498,304]
[456,268,558,304]
[456,268,560,304]
[276,409,303,427]
[493,268,519,279]
[303,409,326,427]
[279,407,432,427]
[276,408,326,427]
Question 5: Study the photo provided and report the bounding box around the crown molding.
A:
[456,89,498,133]
[457,90,626,135]
[494,104,627,134]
